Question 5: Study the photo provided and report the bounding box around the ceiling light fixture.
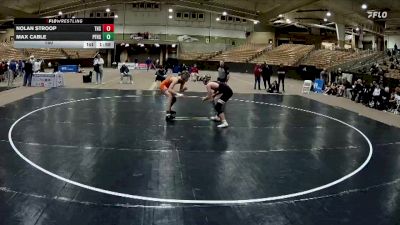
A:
[106,8,110,13]
[216,17,220,21]
[278,14,283,18]
[169,8,173,13]
[114,15,118,18]
[361,4,367,10]
[323,18,328,22]
[222,11,227,16]
[326,12,331,17]
[172,44,176,48]
[168,15,173,19]
[58,11,63,15]
[253,20,259,24]
[356,27,360,31]
[286,18,291,23]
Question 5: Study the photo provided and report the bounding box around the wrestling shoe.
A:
[210,116,221,121]
[217,121,229,128]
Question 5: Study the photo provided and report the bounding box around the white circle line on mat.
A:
[8,95,373,204]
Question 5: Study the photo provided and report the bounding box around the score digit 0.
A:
[102,24,114,32]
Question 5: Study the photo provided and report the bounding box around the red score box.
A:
[102,24,114,32]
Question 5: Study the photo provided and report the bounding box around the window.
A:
[198,13,204,19]
[96,12,101,18]
[110,12,115,17]
[146,3,152,8]
[139,3,145,8]
[89,12,94,18]
[132,3,138,8]
[176,12,182,18]
[104,12,108,17]
[191,13,197,19]
[235,17,241,22]
[154,4,159,8]
[183,12,189,19]
[242,18,247,23]
[228,16,233,22]
[221,15,226,21]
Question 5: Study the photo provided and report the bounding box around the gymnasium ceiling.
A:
[0,0,399,34]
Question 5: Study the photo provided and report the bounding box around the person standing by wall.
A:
[217,61,229,83]
[94,53,104,84]
[253,63,262,90]
[23,57,33,87]
[261,62,272,90]
[277,64,286,93]
[320,68,329,88]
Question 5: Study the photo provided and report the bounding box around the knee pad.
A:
[214,101,225,115]
[172,96,177,104]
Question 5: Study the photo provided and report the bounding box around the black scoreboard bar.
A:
[14,18,115,49]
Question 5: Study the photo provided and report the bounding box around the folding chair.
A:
[302,80,312,94]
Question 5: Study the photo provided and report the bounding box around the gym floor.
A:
[0,87,399,225]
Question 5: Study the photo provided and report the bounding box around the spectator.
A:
[351,79,363,102]
[261,62,272,90]
[155,58,160,67]
[268,80,279,93]
[343,78,352,98]
[380,86,391,111]
[40,59,45,72]
[18,60,24,77]
[276,64,286,92]
[53,62,59,73]
[33,58,41,73]
[217,61,229,83]
[8,59,17,83]
[190,64,200,81]
[324,82,337,95]
[93,53,104,84]
[371,83,382,108]
[145,57,152,71]
[119,62,133,84]
[155,66,167,82]
[388,87,400,112]
[320,68,329,87]
[134,58,139,70]
[23,57,34,87]
[253,63,262,90]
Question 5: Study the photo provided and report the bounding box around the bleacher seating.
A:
[0,42,99,61]
[25,48,66,60]
[301,49,373,69]
[0,42,26,60]
[179,51,220,61]
[209,43,268,63]
[251,44,314,66]
[63,49,97,59]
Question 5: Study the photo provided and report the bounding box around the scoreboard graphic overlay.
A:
[14,18,114,49]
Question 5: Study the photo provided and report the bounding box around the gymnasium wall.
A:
[385,35,400,49]
[74,3,253,41]
[0,29,14,42]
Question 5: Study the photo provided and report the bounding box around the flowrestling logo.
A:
[367,10,388,19]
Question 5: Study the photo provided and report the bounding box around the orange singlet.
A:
[160,77,173,91]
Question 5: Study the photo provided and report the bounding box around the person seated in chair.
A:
[190,64,200,81]
[120,62,133,84]
[155,66,167,82]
